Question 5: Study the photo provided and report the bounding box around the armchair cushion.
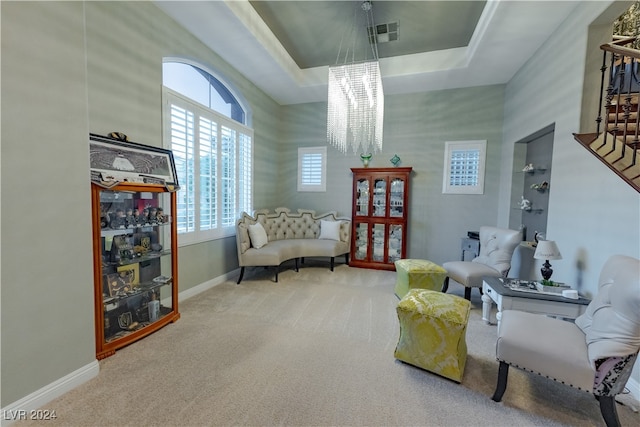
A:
[473,226,522,276]
[575,254,640,368]
[497,310,594,391]
[442,226,520,293]
[442,261,502,289]
[492,255,640,426]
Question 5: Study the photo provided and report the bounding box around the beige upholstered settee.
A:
[235,208,351,284]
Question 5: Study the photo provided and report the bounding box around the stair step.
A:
[606,122,639,133]
[607,102,639,113]
[589,134,640,183]
[607,111,639,121]
[609,93,639,106]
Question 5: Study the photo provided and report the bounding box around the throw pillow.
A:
[248,222,268,249]
[318,220,341,241]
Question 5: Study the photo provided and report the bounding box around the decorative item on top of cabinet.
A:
[350,167,412,270]
[360,153,372,167]
[90,134,180,359]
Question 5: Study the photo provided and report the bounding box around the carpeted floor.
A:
[17,262,640,426]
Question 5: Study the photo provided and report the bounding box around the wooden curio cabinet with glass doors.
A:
[91,182,179,359]
[350,167,412,270]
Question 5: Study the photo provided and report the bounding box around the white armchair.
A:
[442,226,522,300]
[491,254,640,427]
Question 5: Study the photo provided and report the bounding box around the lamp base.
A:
[540,260,553,281]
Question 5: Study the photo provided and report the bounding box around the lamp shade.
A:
[534,240,562,260]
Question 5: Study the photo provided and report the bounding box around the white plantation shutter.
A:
[170,104,195,233]
[238,133,252,217]
[221,125,236,228]
[164,88,253,244]
[298,147,326,192]
[199,117,217,231]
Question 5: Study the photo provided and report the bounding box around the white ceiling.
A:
[155,1,581,106]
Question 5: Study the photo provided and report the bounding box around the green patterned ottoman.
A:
[394,289,471,382]
[394,259,448,299]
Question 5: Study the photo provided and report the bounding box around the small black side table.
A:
[460,237,480,261]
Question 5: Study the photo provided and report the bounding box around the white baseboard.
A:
[625,376,640,402]
[176,268,240,302]
[1,360,99,427]
[159,268,239,307]
[1,271,237,427]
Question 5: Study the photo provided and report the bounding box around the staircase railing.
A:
[574,36,640,193]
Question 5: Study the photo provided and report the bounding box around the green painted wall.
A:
[279,86,506,265]
[1,1,95,406]
[1,0,281,406]
[3,0,638,411]
[500,0,640,295]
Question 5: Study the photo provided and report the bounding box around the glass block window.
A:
[443,140,486,194]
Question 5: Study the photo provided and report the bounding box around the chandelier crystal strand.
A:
[327,1,384,154]
[327,61,384,154]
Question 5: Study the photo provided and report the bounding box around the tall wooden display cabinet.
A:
[89,133,180,359]
[91,182,180,359]
[350,167,412,270]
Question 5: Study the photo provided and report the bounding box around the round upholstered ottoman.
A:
[394,259,447,299]
[394,289,471,382]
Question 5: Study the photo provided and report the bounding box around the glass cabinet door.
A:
[354,222,369,261]
[389,177,405,218]
[372,177,387,217]
[372,223,385,262]
[387,224,403,263]
[355,178,370,216]
[99,189,173,344]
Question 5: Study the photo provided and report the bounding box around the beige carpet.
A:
[18,262,639,426]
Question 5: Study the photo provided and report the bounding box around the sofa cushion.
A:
[237,223,251,254]
[318,220,341,241]
[297,238,350,258]
[248,222,268,249]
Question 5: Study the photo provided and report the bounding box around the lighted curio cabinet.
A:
[91,182,179,359]
[350,167,412,270]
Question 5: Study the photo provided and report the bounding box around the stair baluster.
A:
[573,36,640,193]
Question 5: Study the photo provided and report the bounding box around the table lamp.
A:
[534,240,562,280]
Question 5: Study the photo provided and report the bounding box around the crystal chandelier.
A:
[327,1,384,154]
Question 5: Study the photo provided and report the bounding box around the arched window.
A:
[162,60,253,245]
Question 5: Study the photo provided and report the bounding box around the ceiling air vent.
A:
[368,21,399,44]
